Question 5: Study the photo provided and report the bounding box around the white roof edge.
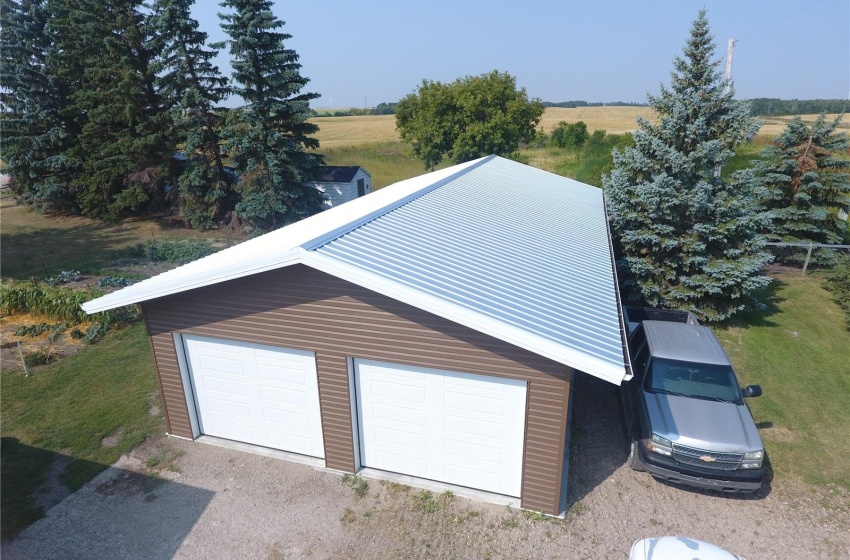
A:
[81,250,302,313]
[300,249,628,385]
[81,157,489,315]
[602,193,633,383]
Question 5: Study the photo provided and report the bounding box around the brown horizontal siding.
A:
[144,314,193,439]
[143,264,571,514]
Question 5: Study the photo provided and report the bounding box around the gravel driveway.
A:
[4,373,848,559]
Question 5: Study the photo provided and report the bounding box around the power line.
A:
[739,0,830,40]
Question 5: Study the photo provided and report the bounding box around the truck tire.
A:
[627,434,645,472]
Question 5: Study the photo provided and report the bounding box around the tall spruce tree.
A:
[55,0,171,219]
[755,115,850,247]
[603,10,771,322]
[0,0,76,209]
[151,0,232,228]
[217,0,324,230]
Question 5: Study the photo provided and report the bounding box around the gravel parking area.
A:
[4,373,849,559]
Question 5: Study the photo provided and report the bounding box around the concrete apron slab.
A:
[191,431,568,518]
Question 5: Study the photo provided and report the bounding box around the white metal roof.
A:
[83,155,629,384]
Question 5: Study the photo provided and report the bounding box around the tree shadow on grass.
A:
[1,438,214,559]
[0,221,143,279]
[721,276,787,330]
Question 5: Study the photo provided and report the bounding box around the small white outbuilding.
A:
[309,166,371,208]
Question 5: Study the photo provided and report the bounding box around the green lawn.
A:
[716,274,850,490]
[319,141,448,189]
[1,323,162,539]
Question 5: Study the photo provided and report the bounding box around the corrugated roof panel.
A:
[312,157,626,373]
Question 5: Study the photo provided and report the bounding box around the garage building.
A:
[84,155,630,516]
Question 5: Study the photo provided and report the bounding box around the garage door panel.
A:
[373,426,429,450]
[259,385,311,406]
[443,437,506,463]
[444,415,503,438]
[355,359,526,497]
[370,379,427,403]
[370,402,428,427]
[201,376,249,396]
[263,407,314,429]
[205,421,255,441]
[184,335,325,459]
[266,430,317,451]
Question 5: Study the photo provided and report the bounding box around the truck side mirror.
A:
[742,385,762,398]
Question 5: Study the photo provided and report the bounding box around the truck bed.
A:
[623,306,699,337]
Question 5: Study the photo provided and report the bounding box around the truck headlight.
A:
[741,450,764,469]
[648,434,673,457]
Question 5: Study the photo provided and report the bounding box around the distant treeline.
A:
[748,98,849,116]
[311,98,850,118]
[311,102,397,117]
[542,101,648,108]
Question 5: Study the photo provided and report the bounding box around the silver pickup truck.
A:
[621,307,765,492]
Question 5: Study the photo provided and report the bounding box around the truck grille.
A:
[672,444,743,471]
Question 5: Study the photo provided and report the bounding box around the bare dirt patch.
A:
[0,313,93,370]
[100,429,124,449]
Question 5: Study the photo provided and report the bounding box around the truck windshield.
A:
[645,358,742,403]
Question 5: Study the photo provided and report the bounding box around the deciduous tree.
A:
[396,71,544,170]
[604,10,771,322]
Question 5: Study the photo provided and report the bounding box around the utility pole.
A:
[724,38,735,90]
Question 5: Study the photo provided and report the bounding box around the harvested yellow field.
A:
[757,113,849,137]
[311,115,399,147]
[310,109,850,148]
[538,106,656,133]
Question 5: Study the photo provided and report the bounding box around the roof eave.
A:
[301,249,628,385]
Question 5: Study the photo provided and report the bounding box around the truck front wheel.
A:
[627,434,645,472]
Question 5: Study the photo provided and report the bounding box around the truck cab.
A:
[622,308,765,492]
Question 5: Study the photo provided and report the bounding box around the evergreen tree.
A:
[217,0,324,230]
[603,10,771,322]
[55,0,171,219]
[151,0,232,228]
[0,0,76,209]
[755,115,850,247]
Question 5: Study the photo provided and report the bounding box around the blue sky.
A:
[193,0,849,108]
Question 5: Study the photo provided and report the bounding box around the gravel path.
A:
[4,373,848,559]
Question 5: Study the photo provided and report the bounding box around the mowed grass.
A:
[715,274,850,490]
[0,190,242,279]
[320,142,447,189]
[1,323,163,539]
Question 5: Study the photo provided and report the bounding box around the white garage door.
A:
[183,335,325,458]
[354,359,527,497]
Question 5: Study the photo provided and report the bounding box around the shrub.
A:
[45,270,82,286]
[128,238,216,264]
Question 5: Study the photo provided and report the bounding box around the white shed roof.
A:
[83,156,629,384]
